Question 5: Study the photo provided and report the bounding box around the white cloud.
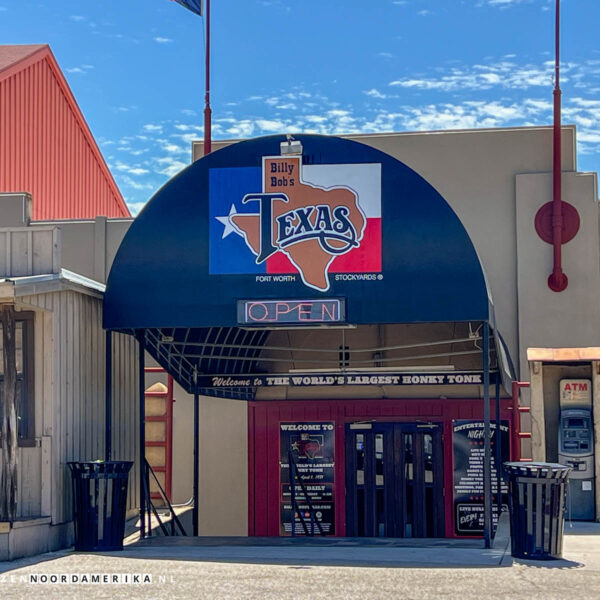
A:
[143,124,163,133]
[226,120,256,138]
[479,0,553,9]
[364,88,387,99]
[256,119,286,132]
[153,37,173,44]
[118,175,154,192]
[155,158,187,178]
[479,0,532,6]
[69,15,86,22]
[176,132,201,144]
[305,115,328,124]
[113,161,150,176]
[327,109,352,118]
[259,0,291,11]
[66,64,94,75]
[162,143,187,154]
[387,59,584,91]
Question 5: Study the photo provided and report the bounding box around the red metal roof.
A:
[0,44,130,219]
[0,44,46,73]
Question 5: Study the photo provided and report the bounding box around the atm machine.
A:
[558,379,595,521]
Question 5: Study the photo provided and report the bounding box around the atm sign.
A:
[560,379,592,408]
[238,299,345,326]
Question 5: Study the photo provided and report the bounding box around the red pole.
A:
[511,382,519,461]
[203,0,212,156]
[549,0,567,291]
[511,381,531,462]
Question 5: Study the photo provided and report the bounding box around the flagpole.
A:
[204,0,212,155]
[549,0,566,291]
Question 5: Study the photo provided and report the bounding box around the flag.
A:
[170,0,203,17]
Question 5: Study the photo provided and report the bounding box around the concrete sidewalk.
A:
[119,540,509,568]
[0,521,597,599]
[119,510,511,568]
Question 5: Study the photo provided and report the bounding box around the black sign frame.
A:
[453,420,509,536]
[279,422,335,536]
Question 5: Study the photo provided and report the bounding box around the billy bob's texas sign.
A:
[103,134,489,329]
[210,154,381,292]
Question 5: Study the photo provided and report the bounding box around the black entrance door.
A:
[345,423,444,537]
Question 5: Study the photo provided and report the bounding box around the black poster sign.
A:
[280,422,335,536]
[453,420,509,536]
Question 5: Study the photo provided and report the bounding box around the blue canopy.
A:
[104,134,493,394]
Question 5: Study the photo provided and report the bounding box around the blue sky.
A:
[2,0,599,214]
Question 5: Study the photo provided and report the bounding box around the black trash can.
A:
[68,461,133,551]
[504,462,571,560]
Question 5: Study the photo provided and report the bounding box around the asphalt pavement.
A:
[0,522,598,600]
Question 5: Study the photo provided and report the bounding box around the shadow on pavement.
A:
[514,557,585,569]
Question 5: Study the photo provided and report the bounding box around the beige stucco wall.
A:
[593,363,600,521]
[171,379,194,505]
[144,361,247,532]
[196,395,248,535]
[516,172,600,378]
[38,217,133,285]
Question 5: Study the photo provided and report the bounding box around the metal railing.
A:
[141,458,187,537]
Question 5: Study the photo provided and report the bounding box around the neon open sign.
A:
[238,299,345,326]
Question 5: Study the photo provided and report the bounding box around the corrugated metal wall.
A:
[0,54,129,220]
[0,447,43,518]
[20,290,139,524]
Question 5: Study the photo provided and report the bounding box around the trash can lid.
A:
[504,461,571,471]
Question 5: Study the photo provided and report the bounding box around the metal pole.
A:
[495,374,502,524]
[549,0,567,292]
[105,330,112,462]
[138,338,146,539]
[193,391,200,536]
[483,323,492,548]
[289,449,295,537]
[203,0,212,155]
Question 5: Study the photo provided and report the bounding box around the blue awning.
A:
[104,134,500,395]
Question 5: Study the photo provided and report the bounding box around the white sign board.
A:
[559,379,592,409]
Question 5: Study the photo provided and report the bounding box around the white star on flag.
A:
[215,204,240,239]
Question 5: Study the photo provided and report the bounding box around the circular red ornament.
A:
[534,201,580,245]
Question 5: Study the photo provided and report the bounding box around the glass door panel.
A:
[345,423,444,538]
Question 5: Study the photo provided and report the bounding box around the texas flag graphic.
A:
[209,156,381,292]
